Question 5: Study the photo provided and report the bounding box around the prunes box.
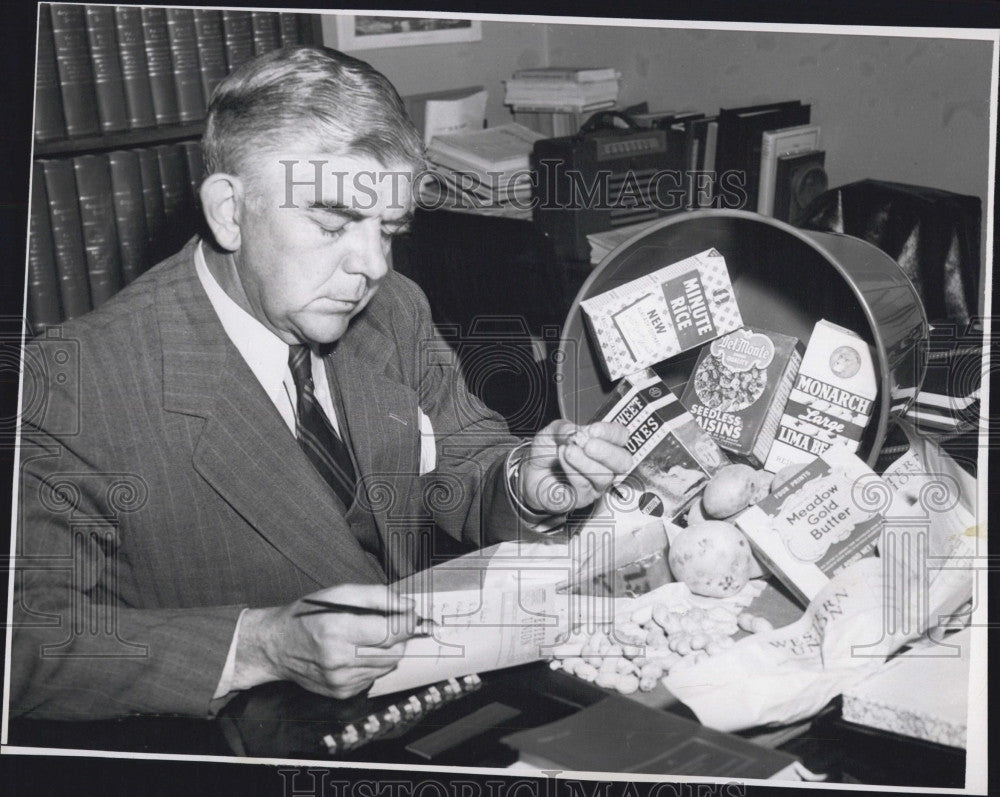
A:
[680,327,803,467]
[593,369,730,519]
[764,320,877,473]
[735,445,885,604]
[580,248,743,381]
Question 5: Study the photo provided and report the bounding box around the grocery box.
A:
[764,320,877,473]
[734,445,885,604]
[593,369,730,520]
[580,248,743,381]
[680,327,803,466]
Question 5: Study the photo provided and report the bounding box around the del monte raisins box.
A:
[680,327,803,467]
[735,445,885,604]
[593,369,730,520]
[580,248,743,381]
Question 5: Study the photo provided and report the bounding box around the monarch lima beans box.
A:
[735,445,885,604]
[764,319,877,473]
[580,248,743,381]
[593,369,730,520]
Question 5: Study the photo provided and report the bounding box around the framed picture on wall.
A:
[334,15,482,51]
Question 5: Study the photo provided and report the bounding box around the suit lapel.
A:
[156,240,385,587]
[327,326,421,576]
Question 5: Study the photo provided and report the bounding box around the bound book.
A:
[135,148,165,251]
[84,5,129,134]
[193,10,227,103]
[179,141,206,201]
[49,3,101,137]
[758,124,821,216]
[278,13,301,46]
[41,159,92,319]
[502,695,802,779]
[154,144,191,221]
[33,5,66,142]
[73,155,123,308]
[27,162,64,331]
[251,11,280,54]
[107,150,150,284]
[428,123,544,177]
[141,7,180,126]
[222,11,255,71]
[715,100,810,210]
[513,66,618,83]
[165,8,206,123]
[114,6,157,130]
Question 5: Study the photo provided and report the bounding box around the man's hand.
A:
[517,420,633,514]
[231,584,421,699]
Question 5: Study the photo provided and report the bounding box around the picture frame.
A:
[333,15,482,51]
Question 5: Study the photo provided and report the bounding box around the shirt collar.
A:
[194,241,289,399]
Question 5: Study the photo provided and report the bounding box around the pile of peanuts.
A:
[549,602,773,694]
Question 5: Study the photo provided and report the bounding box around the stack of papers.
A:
[423,123,544,212]
[586,219,662,264]
[504,66,620,113]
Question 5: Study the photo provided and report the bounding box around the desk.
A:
[6,660,966,787]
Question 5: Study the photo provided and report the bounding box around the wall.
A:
[321,15,994,210]
[319,15,547,128]
[546,25,995,208]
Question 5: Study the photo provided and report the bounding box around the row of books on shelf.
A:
[35,4,316,142]
[28,142,205,331]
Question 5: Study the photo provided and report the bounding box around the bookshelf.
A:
[27,4,322,334]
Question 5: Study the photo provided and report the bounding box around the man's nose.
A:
[341,219,389,282]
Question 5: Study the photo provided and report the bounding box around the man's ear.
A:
[200,173,245,252]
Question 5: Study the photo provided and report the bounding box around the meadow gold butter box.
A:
[735,445,884,604]
[580,248,743,381]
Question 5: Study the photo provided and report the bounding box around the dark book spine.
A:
[83,5,129,134]
[140,7,179,125]
[221,11,254,71]
[41,159,92,319]
[49,4,100,137]
[154,143,190,221]
[114,6,156,130]
[28,162,64,331]
[178,141,205,201]
[297,14,318,45]
[165,8,206,123]
[278,13,300,46]
[192,9,227,104]
[135,147,165,250]
[106,150,150,284]
[73,155,123,308]
[250,12,280,55]
[33,6,66,142]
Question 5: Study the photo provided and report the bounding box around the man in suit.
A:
[11,47,630,721]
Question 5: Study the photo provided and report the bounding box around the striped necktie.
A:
[287,344,358,510]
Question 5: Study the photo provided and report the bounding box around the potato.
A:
[667,520,754,597]
[702,464,761,518]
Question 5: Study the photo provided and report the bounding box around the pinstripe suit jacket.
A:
[11,238,523,721]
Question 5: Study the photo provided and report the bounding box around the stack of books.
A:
[504,66,620,137]
[35,5,316,142]
[423,123,544,214]
[29,142,206,330]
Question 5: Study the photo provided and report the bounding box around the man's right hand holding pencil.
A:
[231,585,426,699]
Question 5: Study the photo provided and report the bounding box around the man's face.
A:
[232,150,415,346]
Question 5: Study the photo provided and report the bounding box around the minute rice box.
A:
[580,248,743,381]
